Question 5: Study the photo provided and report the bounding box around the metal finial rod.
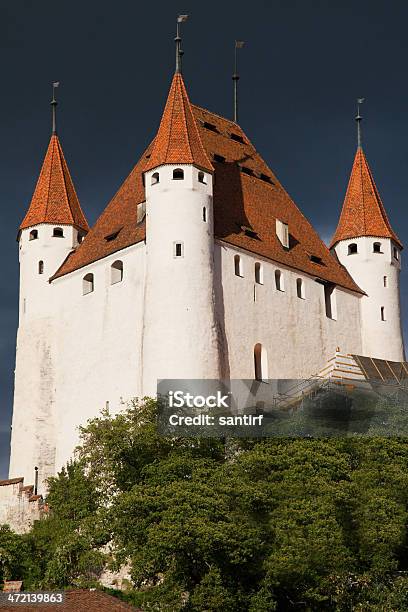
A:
[356,97,364,149]
[51,81,60,135]
[175,15,188,74]
[233,41,245,123]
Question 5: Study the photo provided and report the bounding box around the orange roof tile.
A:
[52,105,361,294]
[20,134,89,233]
[330,147,402,249]
[144,73,213,173]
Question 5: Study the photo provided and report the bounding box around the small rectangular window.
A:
[202,121,218,132]
[174,242,184,258]
[230,133,245,143]
[276,219,289,248]
[381,306,386,321]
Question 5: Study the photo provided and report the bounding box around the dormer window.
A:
[53,227,64,238]
[348,243,358,255]
[151,172,160,185]
[202,121,218,132]
[276,219,289,248]
[310,255,323,265]
[213,154,226,163]
[240,166,254,176]
[373,242,382,253]
[260,173,273,184]
[29,229,38,241]
[230,133,245,143]
[173,168,184,180]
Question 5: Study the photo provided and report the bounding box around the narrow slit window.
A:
[83,273,94,295]
[254,343,268,382]
[275,269,284,291]
[381,306,386,321]
[255,262,263,284]
[111,260,123,284]
[384,276,388,287]
[173,168,184,180]
[348,243,358,255]
[296,278,305,299]
[234,254,243,277]
[174,242,184,258]
[393,246,399,260]
[38,261,44,275]
[324,283,337,319]
[202,207,207,222]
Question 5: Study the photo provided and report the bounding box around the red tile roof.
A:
[144,73,213,173]
[0,589,140,611]
[330,147,402,249]
[20,134,89,234]
[52,97,361,294]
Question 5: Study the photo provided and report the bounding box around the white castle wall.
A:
[216,242,364,379]
[142,164,223,395]
[50,242,145,474]
[10,224,79,492]
[334,237,405,361]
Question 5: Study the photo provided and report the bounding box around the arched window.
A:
[234,254,243,277]
[275,269,284,291]
[255,262,263,284]
[83,273,94,295]
[151,172,159,185]
[381,306,386,321]
[53,227,64,238]
[29,229,38,241]
[38,261,44,275]
[198,171,207,184]
[296,278,305,299]
[348,243,358,255]
[111,260,123,284]
[254,343,268,382]
[173,168,184,180]
[202,207,207,223]
[383,276,388,287]
[373,242,382,253]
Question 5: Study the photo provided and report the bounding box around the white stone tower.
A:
[9,88,89,493]
[331,105,404,362]
[142,67,224,395]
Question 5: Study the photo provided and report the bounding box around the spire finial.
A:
[233,41,245,123]
[51,81,59,135]
[356,97,364,149]
[175,15,188,74]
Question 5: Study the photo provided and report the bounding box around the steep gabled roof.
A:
[144,73,213,173]
[52,104,362,294]
[330,147,402,249]
[20,134,89,233]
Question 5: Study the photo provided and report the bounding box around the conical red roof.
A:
[20,134,89,233]
[330,147,401,248]
[144,73,213,173]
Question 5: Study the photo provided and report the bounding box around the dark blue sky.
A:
[2,0,408,478]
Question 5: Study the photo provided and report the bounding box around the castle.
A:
[3,47,405,509]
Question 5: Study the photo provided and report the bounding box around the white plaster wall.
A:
[142,165,223,396]
[0,481,42,534]
[9,224,75,491]
[51,243,145,473]
[334,237,405,361]
[216,242,363,379]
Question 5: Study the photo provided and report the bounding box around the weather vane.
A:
[175,15,189,74]
[356,97,364,148]
[233,41,245,123]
